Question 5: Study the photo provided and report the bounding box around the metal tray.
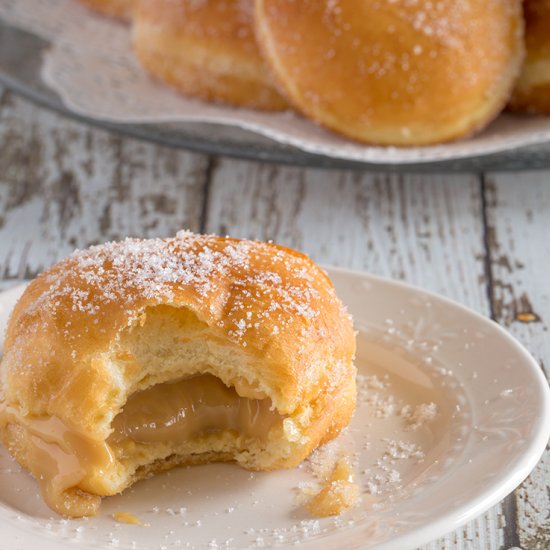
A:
[1,18,550,172]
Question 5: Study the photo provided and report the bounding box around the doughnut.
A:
[254,0,525,145]
[0,232,356,517]
[510,0,550,114]
[133,0,288,110]
[78,0,135,20]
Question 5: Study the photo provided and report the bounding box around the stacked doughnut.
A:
[132,0,287,110]
[78,0,549,146]
[510,0,550,114]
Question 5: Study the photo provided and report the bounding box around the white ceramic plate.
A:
[0,269,549,550]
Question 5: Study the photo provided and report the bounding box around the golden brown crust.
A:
[0,232,355,516]
[133,0,287,110]
[78,0,135,20]
[254,0,525,146]
[510,0,550,114]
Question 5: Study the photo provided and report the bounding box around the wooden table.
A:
[0,86,548,549]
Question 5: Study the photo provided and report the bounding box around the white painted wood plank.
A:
[0,279,22,292]
[485,172,550,550]
[206,158,505,549]
[0,89,208,279]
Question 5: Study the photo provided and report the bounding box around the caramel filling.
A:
[109,374,283,446]
[0,375,282,517]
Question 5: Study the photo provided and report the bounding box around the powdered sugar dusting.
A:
[15,232,349,358]
[356,373,439,429]
[401,402,439,431]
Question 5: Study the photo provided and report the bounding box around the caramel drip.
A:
[0,408,113,516]
[110,374,282,445]
[112,511,144,525]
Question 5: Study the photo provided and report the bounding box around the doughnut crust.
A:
[78,0,134,20]
[133,0,287,110]
[510,0,550,114]
[255,0,525,145]
[0,232,355,517]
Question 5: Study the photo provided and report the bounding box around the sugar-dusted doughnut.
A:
[510,0,550,114]
[133,0,287,110]
[255,0,525,145]
[0,232,355,516]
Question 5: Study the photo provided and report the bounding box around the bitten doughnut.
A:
[510,0,550,114]
[78,0,134,20]
[133,0,287,110]
[255,0,525,145]
[0,232,356,517]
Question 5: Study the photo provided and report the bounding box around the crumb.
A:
[305,457,360,517]
[112,512,144,526]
